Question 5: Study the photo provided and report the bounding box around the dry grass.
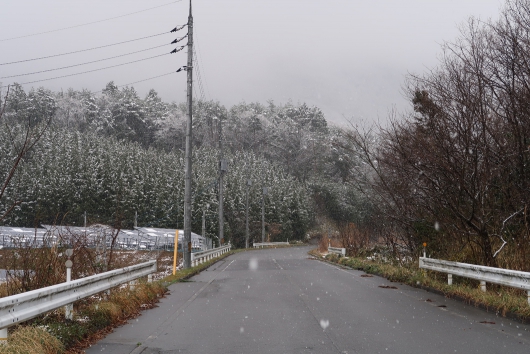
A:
[0,326,64,354]
[91,302,121,322]
[0,283,8,298]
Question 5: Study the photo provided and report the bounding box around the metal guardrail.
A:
[253,242,289,248]
[0,260,157,338]
[419,257,530,304]
[191,244,231,266]
[328,247,346,257]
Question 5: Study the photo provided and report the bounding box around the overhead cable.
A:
[193,55,206,102]
[194,33,211,100]
[0,32,171,66]
[0,53,170,88]
[89,71,178,95]
[1,44,171,79]
[0,1,182,42]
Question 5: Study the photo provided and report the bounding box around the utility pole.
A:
[202,205,206,248]
[245,179,252,248]
[183,0,193,269]
[218,116,226,245]
[262,187,268,243]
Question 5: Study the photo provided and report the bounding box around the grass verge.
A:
[309,249,530,323]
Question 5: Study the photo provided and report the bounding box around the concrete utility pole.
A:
[183,0,193,269]
[262,187,268,243]
[202,205,206,247]
[218,117,226,245]
[245,179,252,248]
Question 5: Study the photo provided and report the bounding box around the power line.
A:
[89,71,180,95]
[193,53,206,102]
[0,1,183,42]
[2,70,184,97]
[1,44,171,79]
[0,53,171,89]
[0,32,171,66]
[191,35,206,101]
[194,32,211,100]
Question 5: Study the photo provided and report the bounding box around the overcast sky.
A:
[0,0,505,125]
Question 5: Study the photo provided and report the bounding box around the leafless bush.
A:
[338,223,370,256]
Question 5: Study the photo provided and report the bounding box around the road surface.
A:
[87,246,529,353]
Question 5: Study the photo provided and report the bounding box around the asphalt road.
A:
[87,246,530,353]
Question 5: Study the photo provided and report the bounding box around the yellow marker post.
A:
[173,230,179,275]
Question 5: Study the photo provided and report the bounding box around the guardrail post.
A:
[528,291,530,306]
[0,328,7,344]
[129,280,136,291]
[148,274,153,283]
[480,281,486,292]
[447,274,452,285]
[65,257,73,320]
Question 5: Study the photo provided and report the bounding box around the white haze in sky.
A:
[0,0,504,125]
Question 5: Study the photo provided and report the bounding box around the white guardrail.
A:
[253,242,290,248]
[0,260,157,340]
[328,246,346,257]
[191,244,231,266]
[419,257,530,304]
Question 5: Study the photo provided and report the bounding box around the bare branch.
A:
[493,208,524,258]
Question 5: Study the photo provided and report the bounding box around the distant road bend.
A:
[87,246,530,354]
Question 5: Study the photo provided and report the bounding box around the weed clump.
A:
[0,326,64,354]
